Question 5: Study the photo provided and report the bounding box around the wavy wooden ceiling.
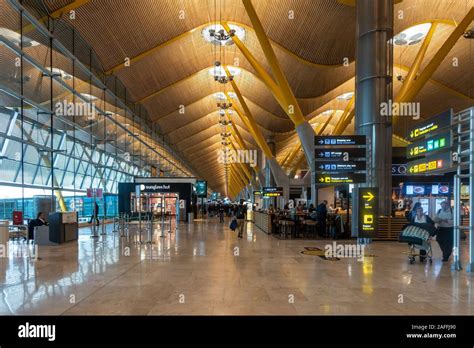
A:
[31,0,474,193]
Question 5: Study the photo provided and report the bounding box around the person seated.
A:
[27,212,49,240]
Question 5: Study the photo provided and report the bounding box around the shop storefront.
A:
[118,177,196,222]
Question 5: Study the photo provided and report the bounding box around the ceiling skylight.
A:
[394,23,432,46]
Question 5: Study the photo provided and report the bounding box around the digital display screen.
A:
[431,185,439,195]
[406,185,426,195]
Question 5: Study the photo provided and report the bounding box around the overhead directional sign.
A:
[253,191,262,196]
[407,109,452,141]
[407,151,452,174]
[316,161,366,172]
[358,188,378,238]
[315,148,366,160]
[315,135,367,146]
[263,187,283,197]
[316,173,366,184]
[407,131,452,159]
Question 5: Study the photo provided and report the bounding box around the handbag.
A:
[229,218,238,231]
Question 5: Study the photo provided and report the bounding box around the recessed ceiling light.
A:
[208,66,241,77]
[322,110,334,115]
[394,23,432,46]
[202,24,245,46]
[214,92,237,100]
[336,92,354,101]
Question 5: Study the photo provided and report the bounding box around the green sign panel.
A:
[407,131,451,159]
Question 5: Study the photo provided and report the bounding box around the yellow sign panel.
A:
[363,214,373,224]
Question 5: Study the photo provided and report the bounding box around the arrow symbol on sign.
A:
[319,152,324,157]
[409,167,414,173]
[319,165,324,169]
[319,178,324,182]
[318,140,324,144]
[363,192,374,201]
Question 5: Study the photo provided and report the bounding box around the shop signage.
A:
[315,173,366,184]
[316,161,366,172]
[407,151,452,174]
[392,164,407,175]
[195,180,207,197]
[358,188,378,238]
[315,148,366,160]
[407,109,452,141]
[315,135,367,146]
[407,131,451,159]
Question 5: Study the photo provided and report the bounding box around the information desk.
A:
[253,211,273,234]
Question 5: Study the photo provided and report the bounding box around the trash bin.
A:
[187,212,194,223]
[0,220,9,246]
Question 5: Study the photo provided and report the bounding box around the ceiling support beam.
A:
[224,79,273,159]
[397,7,474,103]
[230,140,253,181]
[23,0,90,34]
[333,94,355,135]
[225,84,288,193]
[395,22,437,103]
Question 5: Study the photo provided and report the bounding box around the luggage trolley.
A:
[399,224,434,264]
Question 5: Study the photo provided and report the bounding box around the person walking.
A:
[434,201,454,262]
[89,201,100,226]
[218,203,225,223]
[235,203,247,239]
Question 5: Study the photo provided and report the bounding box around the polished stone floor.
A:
[0,217,473,315]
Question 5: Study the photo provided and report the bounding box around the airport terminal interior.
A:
[0,0,473,316]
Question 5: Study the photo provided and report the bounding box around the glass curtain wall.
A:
[0,0,192,221]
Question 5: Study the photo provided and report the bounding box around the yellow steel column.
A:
[241,0,307,127]
[230,140,253,181]
[399,8,474,102]
[224,86,273,159]
[396,23,437,103]
[221,21,307,127]
[333,95,355,135]
[283,144,301,168]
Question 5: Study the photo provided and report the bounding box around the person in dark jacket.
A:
[235,203,247,238]
[89,201,100,226]
[317,200,328,236]
[218,203,225,223]
[434,201,454,262]
[406,202,421,222]
[28,212,49,240]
